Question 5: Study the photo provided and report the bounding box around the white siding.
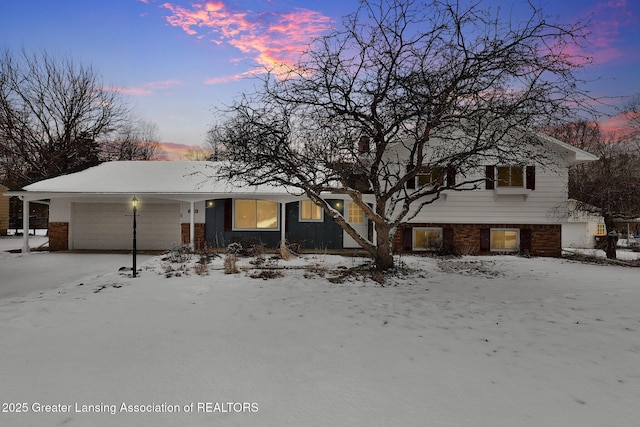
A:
[407,166,568,224]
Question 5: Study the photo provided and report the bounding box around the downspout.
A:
[280,201,286,248]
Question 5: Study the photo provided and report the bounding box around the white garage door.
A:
[72,202,181,250]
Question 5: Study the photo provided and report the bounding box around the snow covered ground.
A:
[0,247,639,427]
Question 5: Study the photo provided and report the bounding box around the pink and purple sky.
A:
[1,0,639,157]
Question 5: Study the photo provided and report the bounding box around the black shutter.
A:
[526,166,536,190]
[406,165,416,189]
[402,227,413,251]
[520,228,532,253]
[480,228,491,251]
[485,166,495,190]
[223,198,232,232]
[443,227,454,253]
[447,167,456,186]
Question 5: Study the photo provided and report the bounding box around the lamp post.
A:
[132,196,137,277]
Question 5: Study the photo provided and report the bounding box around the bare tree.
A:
[100,120,168,161]
[0,49,129,188]
[204,128,227,161]
[212,0,593,270]
[183,145,213,161]
[550,121,640,259]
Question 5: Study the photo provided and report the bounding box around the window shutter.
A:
[402,227,413,251]
[526,166,536,190]
[223,198,232,232]
[406,165,415,189]
[520,228,532,253]
[485,166,495,190]
[443,227,454,253]
[447,167,456,186]
[479,228,491,251]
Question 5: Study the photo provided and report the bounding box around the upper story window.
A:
[417,166,445,187]
[234,199,278,230]
[497,166,524,187]
[407,165,455,189]
[486,165,535,191]
[300,200,323,221]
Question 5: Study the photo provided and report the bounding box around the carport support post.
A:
[132,197,137,278]
[21,197,30,254]
[280,201,286,248]
[189,201,195,250]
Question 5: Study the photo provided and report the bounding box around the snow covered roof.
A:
[21,161,300,196]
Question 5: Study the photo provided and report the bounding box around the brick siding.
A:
[48,222,69,251]
[394,223,562,257]
[181,223,206,250]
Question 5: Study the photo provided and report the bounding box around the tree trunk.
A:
[603,213,617,260]
[371,224,395,271]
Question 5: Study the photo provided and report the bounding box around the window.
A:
[300,200,323,221]
[597,223,606,236]
[413,227,443,251]
[497,166,524,187]
[348,203,364,223]
[417,166,445,187]
[234,199,278,230]
[490,229,519,251]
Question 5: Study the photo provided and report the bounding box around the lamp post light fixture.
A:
[132,196,138,278]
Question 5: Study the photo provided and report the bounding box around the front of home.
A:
[8,134,597,255]
[391,137,597,256]
[11,161,371,253]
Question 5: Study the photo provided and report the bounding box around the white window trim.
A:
[492,165,532,197]
[412,227,443,251]
[299,200,324,222]
[490,228,520,252]
[233,199,280,231]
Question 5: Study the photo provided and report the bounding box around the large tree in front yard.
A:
[211,0,593,270]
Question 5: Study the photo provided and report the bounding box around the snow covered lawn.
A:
[0,251,639,426]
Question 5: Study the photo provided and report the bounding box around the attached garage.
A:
[71,202,181,250]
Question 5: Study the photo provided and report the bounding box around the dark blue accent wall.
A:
[285,200,344,250]
[204,199,280,248]
[204,199,345,250]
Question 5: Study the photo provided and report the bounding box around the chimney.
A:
[358,136,370,154]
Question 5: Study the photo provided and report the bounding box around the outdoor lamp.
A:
[132,196,138,277]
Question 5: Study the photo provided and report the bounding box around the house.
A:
[7,133,596,255]
[563,199,605,249]
[388,132,598,256]
[8,161,366,253]
[0,184,9,236]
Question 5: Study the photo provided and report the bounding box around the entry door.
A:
[343,202,368,248]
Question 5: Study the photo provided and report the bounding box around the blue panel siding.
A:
[204,199,345,250]
[204,199,280,248]
[285,200,344,250]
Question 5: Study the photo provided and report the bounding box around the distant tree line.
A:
[550,112,640,259]
[0,49,166,190]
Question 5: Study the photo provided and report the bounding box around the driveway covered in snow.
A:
[0,237,153,299]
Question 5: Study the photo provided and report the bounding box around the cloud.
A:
[117,79,183,96]
[599,110,640,137]
[160,1,331,70]
[158,142,195,160]
[581,0,639,65]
